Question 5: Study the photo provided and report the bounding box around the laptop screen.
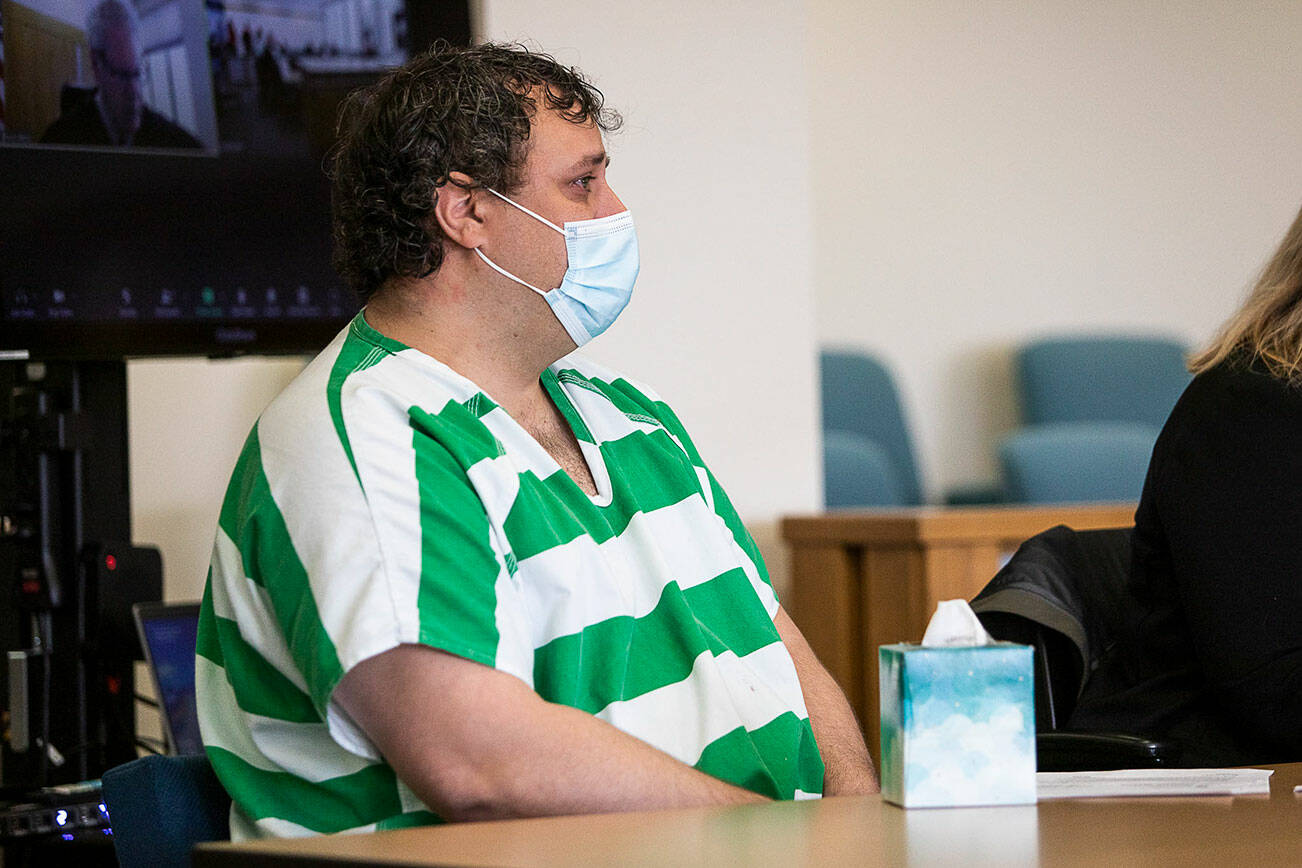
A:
[134,603,203,756]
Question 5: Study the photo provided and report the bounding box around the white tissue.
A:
[920,599,994,647]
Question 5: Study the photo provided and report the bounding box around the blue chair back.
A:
[102,753,230,868]
[998,422,1157,504]
[820,350,921,506]
[1017,336,1190,429]
[823,430,908,507]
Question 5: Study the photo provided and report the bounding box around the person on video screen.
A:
[40,0,201,149]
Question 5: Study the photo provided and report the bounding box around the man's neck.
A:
[362,276,564,420]
[366,270,597,495]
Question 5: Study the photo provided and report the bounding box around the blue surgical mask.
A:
[474,188,639,347]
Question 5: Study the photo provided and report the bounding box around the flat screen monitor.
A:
[132,600,201,756]
[0,0,471,360]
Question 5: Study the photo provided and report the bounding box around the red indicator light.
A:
[106,676,121,695]
[105,554,117,571]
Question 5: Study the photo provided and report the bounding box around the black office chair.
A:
[971,525,1181,771]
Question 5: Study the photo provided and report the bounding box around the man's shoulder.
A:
[259,321,355,414]
[251,323,384,459]
[219,325,420,533]
[259,318,488,450]
[39,102,109,144]
[137,107,203,149]
[551,355,705,455]
[554,353,665,407]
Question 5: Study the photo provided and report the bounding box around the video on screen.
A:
[0,0,409,156]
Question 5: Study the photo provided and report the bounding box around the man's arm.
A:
[775,607,879,795]
[333,644,767,822]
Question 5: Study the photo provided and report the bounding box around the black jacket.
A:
[40,100,201,149]
[1072,356,1302,765]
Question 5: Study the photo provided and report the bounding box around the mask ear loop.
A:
[473,187,566,294]
[474,248,549,296]
[485,187,566,234]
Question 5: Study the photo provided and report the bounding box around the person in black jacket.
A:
[1074,203,1302,765]
[40,0,201,149]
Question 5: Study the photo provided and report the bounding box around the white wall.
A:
[810,0,1302,498]
[129,358,304,601]
[128,0,822,600]
[479,0,821,587]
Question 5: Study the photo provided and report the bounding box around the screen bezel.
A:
[0,0,474,361]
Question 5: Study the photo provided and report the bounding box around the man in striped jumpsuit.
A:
[196,42,875,839]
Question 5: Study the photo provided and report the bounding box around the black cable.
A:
[134,738,163,756]
[133,694,159,709]
[36,612,52,787]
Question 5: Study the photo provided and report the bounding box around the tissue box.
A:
[879,642,1036,808]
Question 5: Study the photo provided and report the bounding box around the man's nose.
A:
[600,185,627,218]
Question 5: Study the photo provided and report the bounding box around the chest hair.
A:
[522,412,598,496]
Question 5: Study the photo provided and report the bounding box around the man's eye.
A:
[574,175,594,190]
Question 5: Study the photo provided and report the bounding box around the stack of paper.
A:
[1036,768,1274,800]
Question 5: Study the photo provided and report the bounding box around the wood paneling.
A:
[2,1,89,141]
[782,503,1135,768]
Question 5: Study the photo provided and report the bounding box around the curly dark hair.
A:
[328,42,622,304]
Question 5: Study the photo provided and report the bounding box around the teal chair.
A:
[1017,336,1190,429]
[102,754,230,868]
[997,336,1189,504]
[823,430,910,507]
[998,422,1157,504]
[820,350,922,507]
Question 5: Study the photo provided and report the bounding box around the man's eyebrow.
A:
[564,152,609,174]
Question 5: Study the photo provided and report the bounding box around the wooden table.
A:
[780,504,1136,766]
[193,763,1302,866]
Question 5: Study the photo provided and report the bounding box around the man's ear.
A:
[433,171,488,251]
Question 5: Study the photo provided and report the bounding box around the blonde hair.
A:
[1190,203,1302,383]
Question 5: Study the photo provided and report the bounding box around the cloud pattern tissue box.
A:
[879,643,1036,808]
